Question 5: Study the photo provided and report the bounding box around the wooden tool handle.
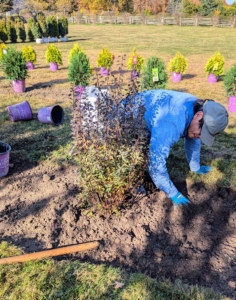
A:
[0,241,100,264]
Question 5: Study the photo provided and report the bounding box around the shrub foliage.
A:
[68,51,91,86]
[141,56,168,90]
[168,51,188,74]
[71,56,149,214]
[223,63,236,96]
[204,51,225,77]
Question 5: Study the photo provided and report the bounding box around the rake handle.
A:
[0,242,100,264]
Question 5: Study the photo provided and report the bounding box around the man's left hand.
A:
[195,165,212,174]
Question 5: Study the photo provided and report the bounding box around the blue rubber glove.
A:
[195,165,212,175]
[170,192,190,206]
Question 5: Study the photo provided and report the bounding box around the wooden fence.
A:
[68,15,236,28]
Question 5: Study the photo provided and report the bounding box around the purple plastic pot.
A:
[12,79,26,93]
[7,100,33,122]
[0,142,11,178]
[49,62,58,71]
[208,73,218,83]
[131,70,140,80]
[172,72,182,82]
[228,96,236,113]
[38,104,64,125]
[26,62,35,70]
[75,86,85,100]
[100,67,109,76]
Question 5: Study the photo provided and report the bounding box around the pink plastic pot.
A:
[100,67,109,76]
[0,142,11,178]
[172,72,182,82]
[38,104,64,125]
[75,86,85,100]
[49,62,58,71]
[7,100,33,122]
[208,73,218,83]
[131,70,140,80]
[228,96,236,113]
[26,62,35,70]
[12,79,25,93]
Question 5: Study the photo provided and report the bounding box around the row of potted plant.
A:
[1,43,235,113]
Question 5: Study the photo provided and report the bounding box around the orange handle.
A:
[0,242,100,264]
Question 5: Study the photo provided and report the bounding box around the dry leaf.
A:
[114,281,124,289]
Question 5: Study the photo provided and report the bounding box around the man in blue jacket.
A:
[128,89,229,206]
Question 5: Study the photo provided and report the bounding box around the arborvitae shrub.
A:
[68,52,91,86]
[0,20,8,42]
[141,56,168,90]
[37,13,48,38]
[58,17,68,37]
[27,18,35,42]
[46,15,58,38]
[45,44,62,64]
[15,21,26,42]
[223,63,236,96]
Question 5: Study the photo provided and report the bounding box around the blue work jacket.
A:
[133,89,201,198]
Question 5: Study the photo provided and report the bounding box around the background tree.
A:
[56,0,74,15]
[198,0,218,15]
[0,0,14,13]
[25,0,49,14]
[183,0,199,15]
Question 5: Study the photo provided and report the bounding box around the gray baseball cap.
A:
[201,100,228,146]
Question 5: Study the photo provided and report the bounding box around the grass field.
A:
[0,24,235,189]
[0,24,236,299]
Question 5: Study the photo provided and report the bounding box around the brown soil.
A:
[1,81,236,299]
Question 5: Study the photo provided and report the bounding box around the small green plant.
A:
[68,43,83,62]
[168,51,188,74]
[0,43,7,62]
[204,52,225,77]
[45,44,62,65]
[31,22,42,39]
[141,56,168,90]
[1,47,28,80]
[22,45,37,63]
[97,47,114,69]
[127,48,144,72]
[223,63,236,96]
[68,52,91,86]
[58,17,68,38]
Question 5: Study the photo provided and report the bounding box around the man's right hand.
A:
[170,192,190,206]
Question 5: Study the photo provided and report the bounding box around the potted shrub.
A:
[45,44,62,71]
[141,56,168,90]
[223,63,236,113]
[68,51,92,100]
[68,43,83,62]
[168,51,188,82]
[31,22,43,44]
[127,48,144,80]
[27,18,35,42]
[58,17,68,42]
[22,45,37,70]
[37,13,48,43]
[204,52,225,83]
[97,47,114,76]
[15,20,26,42]
[46,15,59,42]
[1,47,28,93]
